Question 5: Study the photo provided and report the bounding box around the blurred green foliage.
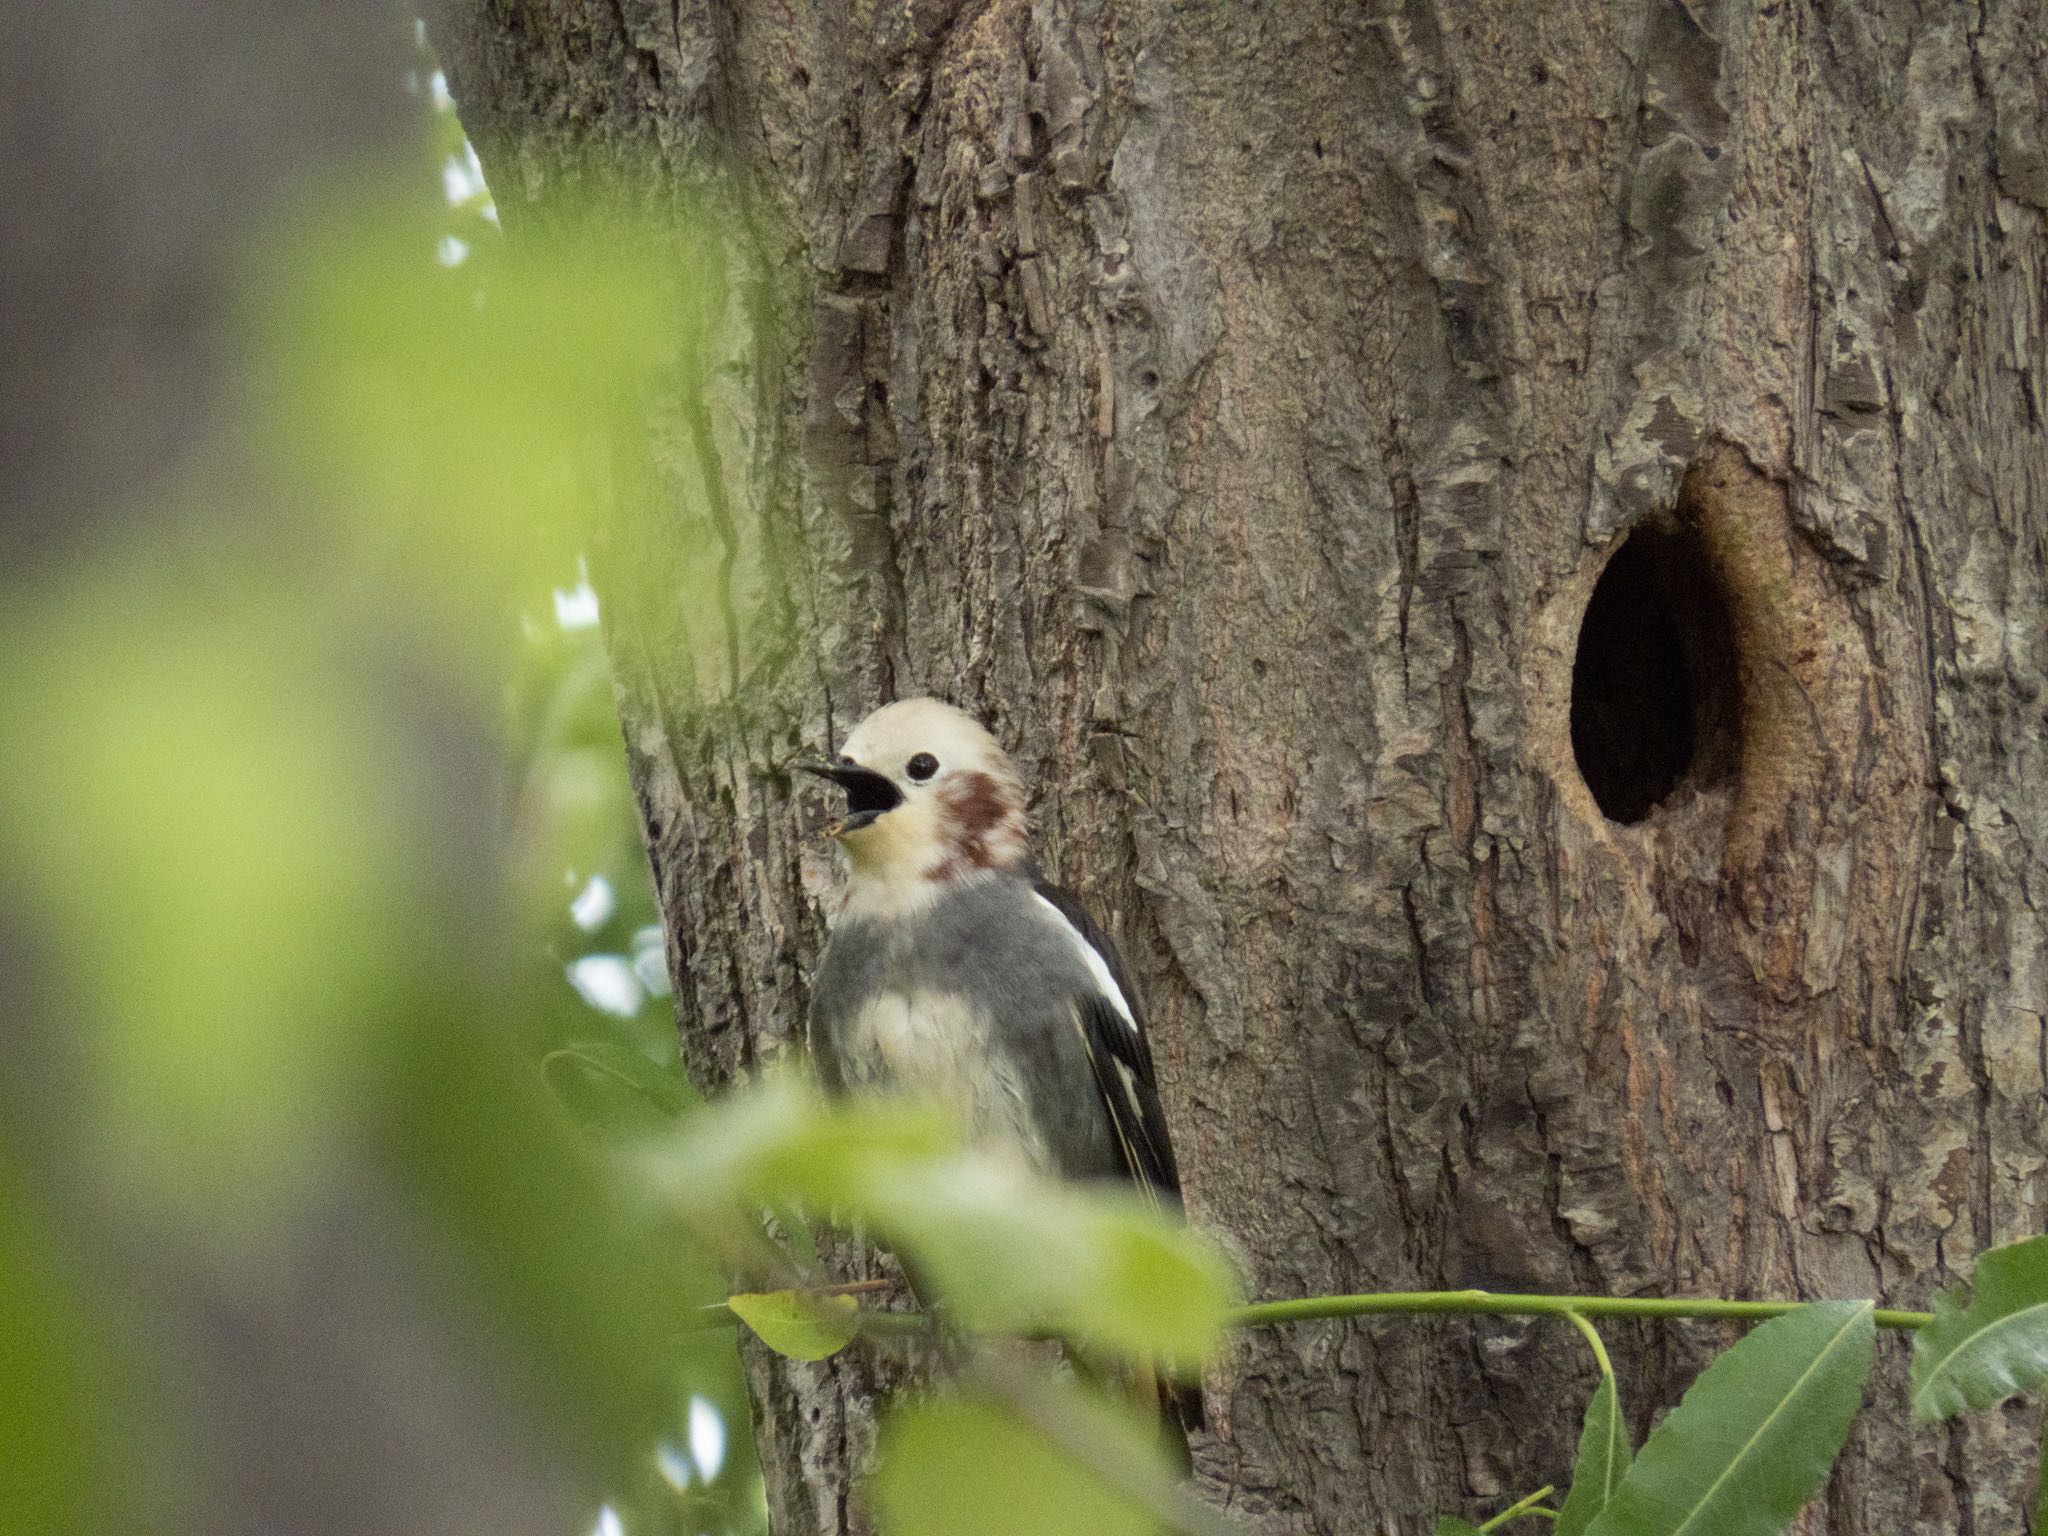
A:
[0,183,750,1536]
[0,571,398,1235]
[876,1393,1163,1536]
[0,1150,139,1534]
[653,1077,1231,1363]
[0,51,1236,1536]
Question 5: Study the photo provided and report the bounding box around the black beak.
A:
[796,755,903,834]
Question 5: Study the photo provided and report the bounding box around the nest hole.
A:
[1570,519,1742,824]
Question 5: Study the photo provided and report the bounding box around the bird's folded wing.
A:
[1034,880,1206,1440]
[1032,882,1183,1203]
[1073,991,1182,1202]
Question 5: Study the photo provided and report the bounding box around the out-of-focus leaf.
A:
[874,1392,1163,1536]
[542,1039,694,1137]
[252,197,731,677]
[0,575,399,1236]
[728,1291,860,1361]
[1911,1235,2048,1421]
[865,1158,1232,1362]
[0,1156,138,1533]
[0,92,766,1534]
[646,1076,959,1217]
[1584,1301,1874,1536]
[647,1080,1232,1363]
[1556,1376,1631,1536]
[386,1006,717,1483]
[766,1197,820,1272]
[517,638,620,768]
[1081,1201,1233,1364]
[1432,1520,1484,1536]
[516,748,640,899]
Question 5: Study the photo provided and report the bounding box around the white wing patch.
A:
[1033,892,1137,1028]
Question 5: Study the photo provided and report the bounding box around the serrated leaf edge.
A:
[1663,1302,1872,1536]
[1911,1298,2048,1418]
[1557,1377,1627,1536]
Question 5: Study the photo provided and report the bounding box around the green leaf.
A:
[728,1290,861,1361]
[387,1012,720,1483]
[874,1392,1164,1536]
[1911,1235,2048,1421]
[1583,1301,1874,1536]
[643,1079,1231,1362]
[541,1040,692,1136]
[1556,1376,1632,1536]
[0,576,401,1240]
[648,1080,1231,1361]
[1433,1521,1485,1535]
[647,1076,960,1216]
[866,1157,1232,1361]
[256,197,736,681]
[767,1196,821,1271]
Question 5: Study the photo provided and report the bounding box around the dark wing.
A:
[1034,877,1205,1450]
[1032,879,1184,1203]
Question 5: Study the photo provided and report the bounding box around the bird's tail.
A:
[1163,1373,1205,1468]
[1088,1351,1204,1473]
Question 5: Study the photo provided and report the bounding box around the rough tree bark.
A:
[436,3,2048,1532]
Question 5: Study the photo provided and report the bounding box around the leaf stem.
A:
[1563,1309,1615,1383]
[1229,1290,1933,1332]
[701,1283,1935,1338]
[1478,1486,1556,1532]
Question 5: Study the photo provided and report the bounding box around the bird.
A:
[798,696,1200,1458]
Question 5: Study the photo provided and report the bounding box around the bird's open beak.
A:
[796,756,903,836]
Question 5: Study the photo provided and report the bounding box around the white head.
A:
[801,698,1029,914]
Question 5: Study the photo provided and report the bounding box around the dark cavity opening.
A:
[1570,519,1741,824]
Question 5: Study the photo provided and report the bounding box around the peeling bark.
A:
[436,2,2048,1531]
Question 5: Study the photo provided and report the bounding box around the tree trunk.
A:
[438,3,2048,1531]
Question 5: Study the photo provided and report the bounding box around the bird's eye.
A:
[906,752,939,782]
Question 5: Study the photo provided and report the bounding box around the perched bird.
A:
[799,697,1198,1454]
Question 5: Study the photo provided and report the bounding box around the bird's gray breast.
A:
[835,986,1049,1166]
[807,876,1114,1176]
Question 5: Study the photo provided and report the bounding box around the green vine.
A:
[707,1285,1938,1336]
[1226,1288,1934,1333]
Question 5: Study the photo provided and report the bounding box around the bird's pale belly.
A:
[838,988,1049,1169]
